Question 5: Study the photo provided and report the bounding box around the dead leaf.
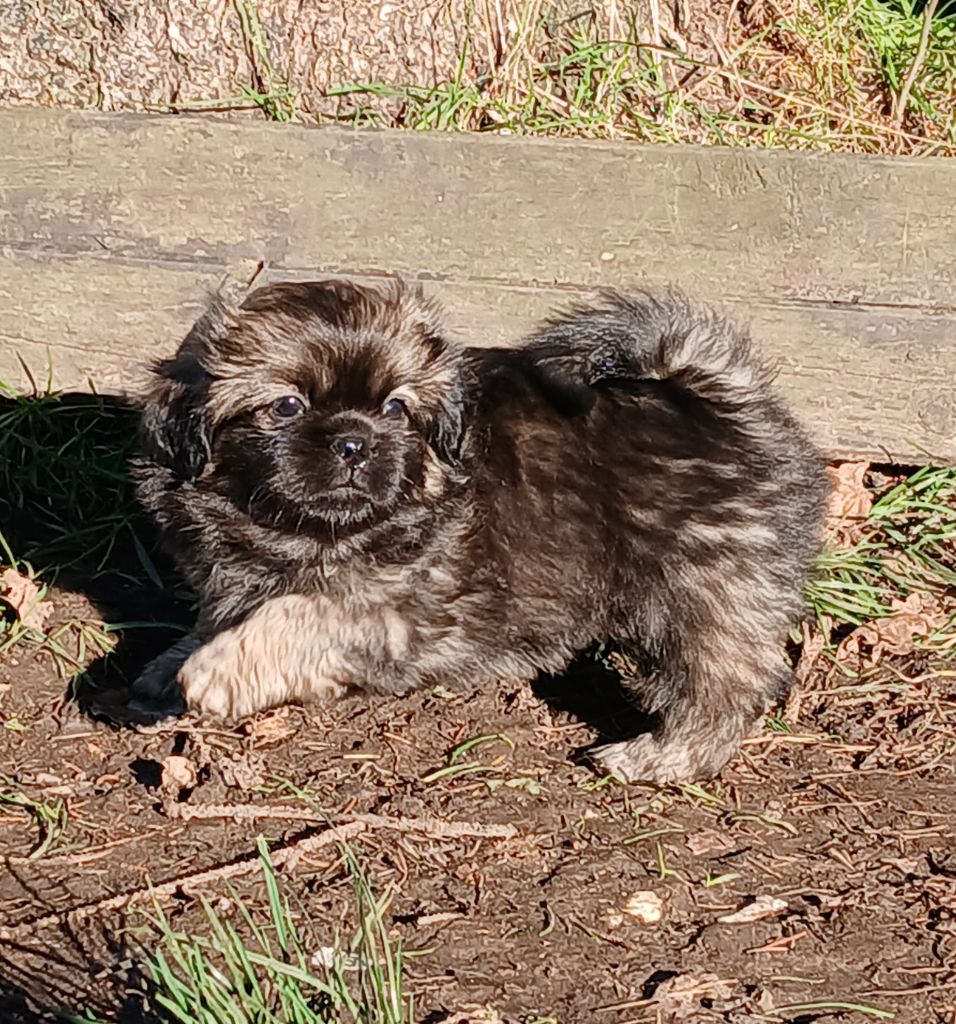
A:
[0,568,52,633]
[652,972,737,1020]
[439,1007,504,1024]
[795,621,827,686]
[718,895,788,924]
[219,753,267,791]
[622,890,663,923]
[161,755,197,796]
[685,829,736,857]
[756,988,777,1012]
[838,591,948,666]
[242,706,298,747]
[825,462,872,544]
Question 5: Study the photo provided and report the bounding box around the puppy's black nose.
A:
[331,436,367,464]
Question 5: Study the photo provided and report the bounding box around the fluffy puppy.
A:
[130,279,829,783]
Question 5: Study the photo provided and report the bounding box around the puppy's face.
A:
[142,281,467,533]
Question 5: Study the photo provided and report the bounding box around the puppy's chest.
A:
[298,557,456,618]
[297,562,459,648]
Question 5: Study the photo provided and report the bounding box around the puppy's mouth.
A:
[312,476,377,516]
[327,481,370,497]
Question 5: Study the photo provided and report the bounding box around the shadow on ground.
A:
[0,930,152,1023]
[0,393,192,713]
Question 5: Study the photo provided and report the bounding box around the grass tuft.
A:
[69,838,411,1024]
[0,773,69,859]
[808,465,956,629]
[0,384,151,586]
[328,0,956,154]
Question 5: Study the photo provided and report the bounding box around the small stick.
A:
[893,0,941,128]
[0,811,520,938]
[166,800,521,841]
[0,821,368,940]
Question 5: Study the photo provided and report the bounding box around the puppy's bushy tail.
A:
[524,289,776,410]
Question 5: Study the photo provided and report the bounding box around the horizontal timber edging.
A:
[1,108,954,462]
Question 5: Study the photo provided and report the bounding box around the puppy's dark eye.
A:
[382,397,408,419]
[271,395,307,419]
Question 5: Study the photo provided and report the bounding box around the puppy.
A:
[130,280,828,783]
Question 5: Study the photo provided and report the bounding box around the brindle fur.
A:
[131,280,829,783]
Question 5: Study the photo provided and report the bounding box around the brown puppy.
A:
[131,280,828,783]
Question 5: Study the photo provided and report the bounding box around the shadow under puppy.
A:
[130,279,829,783]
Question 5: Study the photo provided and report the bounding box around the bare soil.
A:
[0,548,954,1023]
[0,0,464,120]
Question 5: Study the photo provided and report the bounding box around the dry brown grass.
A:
[329,0,956,155]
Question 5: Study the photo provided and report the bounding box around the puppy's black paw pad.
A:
[127,633,200,724]
[126,694,189,726]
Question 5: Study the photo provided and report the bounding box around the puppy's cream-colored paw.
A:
[177,636,305,719]
[591,735,703,785]
[177,611,348,720]
[177,636,264,718]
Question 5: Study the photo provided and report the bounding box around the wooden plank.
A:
[1,108,954,462]
[2,252,951,462]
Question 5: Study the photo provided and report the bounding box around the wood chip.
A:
[718,895,788,924]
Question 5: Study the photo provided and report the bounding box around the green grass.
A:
[68,838,410,1024]
[0,772,69,859]
[808,465,956,630]
[834,0,956,127]
[327,0,956,154]
[0,382,156,587]
[129,0,956,149]
[0,385,185,684]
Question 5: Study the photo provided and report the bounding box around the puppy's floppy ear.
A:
[388,280,471,467]
[422,348,474,468]
[426,386,467,466]
[139,304,224,480]
[141,358,212,480]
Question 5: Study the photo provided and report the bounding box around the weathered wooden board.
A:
[1,108,954,461]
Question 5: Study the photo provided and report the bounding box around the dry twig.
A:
[893,0,941,127]
[0,810,519,939]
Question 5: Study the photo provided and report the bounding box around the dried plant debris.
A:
[0,568,52,634]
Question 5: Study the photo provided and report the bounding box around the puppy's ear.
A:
[141,354,212,480]
[139,303,227,480]
[426,391,467,466]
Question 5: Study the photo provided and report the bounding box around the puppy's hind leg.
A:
[592,625,790,785]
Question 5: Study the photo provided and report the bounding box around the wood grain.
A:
[1,109,954,461]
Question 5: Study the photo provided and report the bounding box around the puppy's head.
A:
[140,279,468,532]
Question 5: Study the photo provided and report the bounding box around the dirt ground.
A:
[0,0,462,117]
[0,420,954,1024]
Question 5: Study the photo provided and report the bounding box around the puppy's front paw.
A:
[590,735,703,785]
[128,634,200,722]
[178,635,265,719]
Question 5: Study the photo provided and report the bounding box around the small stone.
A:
[622,890,663,923]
